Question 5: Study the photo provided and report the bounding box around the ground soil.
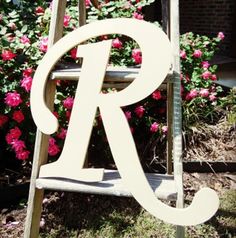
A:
[0,172,235,238]
[183,119,236,162]
[0,115,235,237]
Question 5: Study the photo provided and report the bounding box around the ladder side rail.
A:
[79,0,86,27]
[162,0,173,175]
[170,0,185,237]
[24,1,67,237]
[161,0,170,36]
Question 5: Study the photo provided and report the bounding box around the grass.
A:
[38,189,236,238]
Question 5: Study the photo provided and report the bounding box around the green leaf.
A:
[15,30,22,37]
[21,25,28,33]
[8,10,19,18]
[106,6,116,12]
[0,26,7,35]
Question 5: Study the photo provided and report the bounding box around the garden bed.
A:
[183,118,236,163]
[0,154,31,208]
[0,111,235,207]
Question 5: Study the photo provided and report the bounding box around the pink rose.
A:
[202,71,212,80]
[57,128,67,139]
[130,127,134,134]
[137,6,142,11]
[48,137,60,156]
[48,143,60,156]
[133,12,143,20]
[6,134,14,144]
[39,37,48,52]
[152,90,162,100]
[85,0,91,7]
[1,50,16,61]
[49,137,56,145]
[189,89,198,98]
[20,35,30,44]
[7,35,15,42]
[16,150,30,160]
[199,88,209,97]
[12,110,25,123]
[185,89,198,100]
[162,126,168,134]
[193,49,202,58]
[150,122,159,133]
[211,74,217,81]
[10,127,22,138]
[112,38,122,49]
[124,111,132,120]
[5,92,22,107]
[11,139,26,152]
[100,35,108,41]
[63,97,74,110]
[21,76,32,92]
[201,61,210,69]
[185,93,191,101]
[134,105,145,118]
[66,111,71,121]
[6,127,22,144]
[70,48,78,59]
[0,115,8,127]
[53,111,59,118]
[132,48,142,64]
[23,68,33,77]
[209,94,217,101]
[63,15,71,27]
[35,6,44,15]
[181,85,184,95]
[8,22,16,30]
[217,32,225,40]
[180,50,187,59]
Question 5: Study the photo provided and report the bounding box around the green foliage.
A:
[180,32,225,128]
[219,88,236,124]
[0,0,227,163]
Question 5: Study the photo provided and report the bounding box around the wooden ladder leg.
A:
[162,0,173,176]
[167,82,173,175]
[24,131,51,238]
[24,1,67,237]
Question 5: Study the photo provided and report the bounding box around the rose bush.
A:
[180,32,224,127]
[0,0,225,165]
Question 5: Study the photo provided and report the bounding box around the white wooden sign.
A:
[30,18,219,226]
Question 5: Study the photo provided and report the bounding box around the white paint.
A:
[30,18,219,226]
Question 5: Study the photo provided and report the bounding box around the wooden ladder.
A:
[24,0,184,237]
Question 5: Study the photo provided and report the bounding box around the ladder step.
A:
[50,64,171,89]
[36,169,177,201]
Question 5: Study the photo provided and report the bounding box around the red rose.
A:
[1,50,16,61]
[35,6,44,15]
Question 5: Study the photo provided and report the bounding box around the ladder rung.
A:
[36,169,177,201]
[50,65,171,89]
